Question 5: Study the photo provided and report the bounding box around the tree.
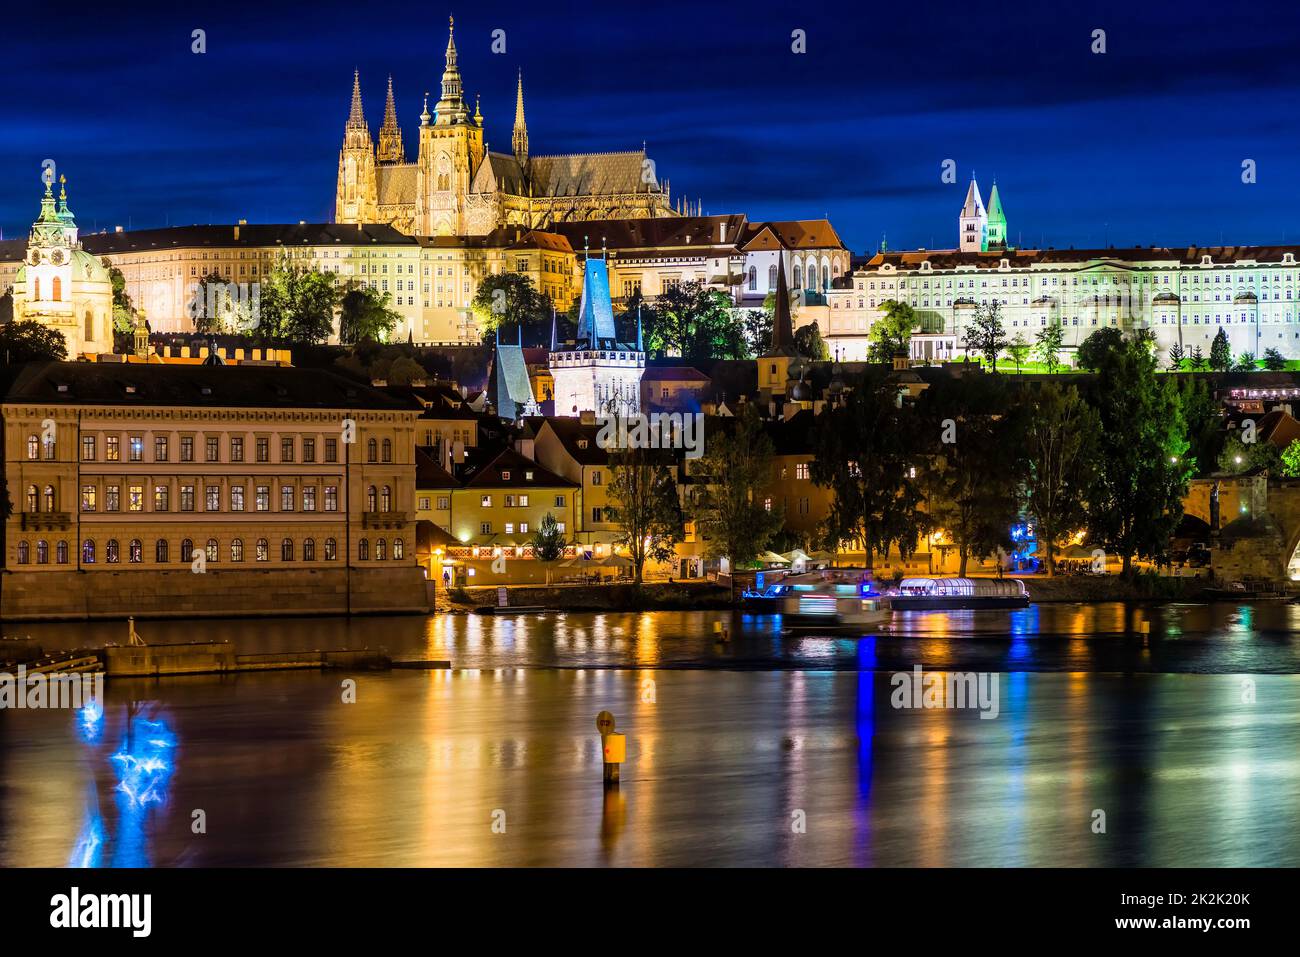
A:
[1217,431,1281,475]
[689,406,783,594]
[1190,344,1207,370]
[1280,440,1300,478]
[1234,351,1258,372]
[962,302,1008,370]
[1075,327,1125,371]
[867,300,916,363]
[1021,382,1099,576]
[385,356,428,386]
[1264,347,1288,371]
[1034,322,1065,374]
[189,270,257,335]
[1175,376,1221,478]
[0,319,68,362]
[471,273,550,342]
[0,288,12,324]
[339,284,401,344]
[1083,336,1192,575]
[921,376,1026,575]
[530,512,567,584]
[1209,328,1232,372]
[811,370,927,568]
[258,255,338,343]
[741,308,772,358]
[645,281,744,361]
[1007,333,1031,373]
[606,447,684,585]
[1167,343,1186,371]
[794,320,831,360]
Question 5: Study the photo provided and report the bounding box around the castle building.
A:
[549,256,644,415]
[335,17,677,237]
[10,172,113,357]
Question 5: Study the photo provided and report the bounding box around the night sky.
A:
[5,0,1300,254]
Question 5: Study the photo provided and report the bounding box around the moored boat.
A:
[886,577,1029,610]
[777,568,890,632]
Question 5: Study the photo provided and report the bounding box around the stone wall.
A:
[0,565,429,621]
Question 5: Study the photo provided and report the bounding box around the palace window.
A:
[256,539,269,562]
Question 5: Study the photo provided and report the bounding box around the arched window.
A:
[303,538,316,562]
[43,485,56,511]
[180,539,193,562]
[747,266,757,291]
[366,486,378,511]
[231,539,244,562]
[56,541,68,564]
[85,310,94,343]
[33,277,40,300]
[381,438,392,462]
[155,539,169,563]
[380,485,392,511]
[358,538,370,561]
[36,540,48,564]
[376,538,387,561]
[106,540,119,563]
[281,538,294,561]
[793,264,802,289]
[768,265,777,288]
[26,435,38,460]
[17,541,29,564]
[129,540,142,563]
[367,438,378,463]
[324,538,338,561]
[82,539,95,563]
[256,539,269,562]
[206,539,218,563]
[26,485,37,513]
[52,276,62,301]
[393,538,404,560]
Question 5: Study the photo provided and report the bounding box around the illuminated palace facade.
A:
[335,18,681,237]
[814,182,1300,363]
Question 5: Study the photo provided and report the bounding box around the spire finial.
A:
[512,70,529,164]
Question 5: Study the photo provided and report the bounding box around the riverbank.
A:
[446,580,734,612]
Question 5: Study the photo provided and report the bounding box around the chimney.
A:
[453,439,465,464]
[234,224,240,241]
[719,222,725,244]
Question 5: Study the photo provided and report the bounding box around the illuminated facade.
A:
[549,257,644,416]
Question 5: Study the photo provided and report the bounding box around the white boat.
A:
[778,568,890,632]
[886,577,1029,610]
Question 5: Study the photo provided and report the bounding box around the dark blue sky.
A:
[5,0,1300,254]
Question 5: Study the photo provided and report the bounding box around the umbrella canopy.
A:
[783,549,810,562]
[601,554,634,567]
[1057,543,1096,559]
[560,556,606,568]
[759,551,790,565]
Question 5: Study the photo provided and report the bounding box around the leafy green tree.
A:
[962,302,1009,370]
[1021,382,1099,576]
[867,300,915,363]
[189,270,258,335]
[811,369,927,567]
[339,284,401,344]
[1209,328,1232,371]
[1190,344,1207,370]
[1280,440,1300,478]
[1234,351,1257,372]
[385,356,427,386]
[921,376,1026,575]
[1076,327,1125,371]
[471,272,550,342]
[530,512,568,584]
[1217,431,1281,475]
[0,319,68,362]
[794,320,831,360]
[1034,322,1065,374]
[606,447,684,585]
[258,255,338,344]
[1263,347,1288,371]
[1007,333,1031,373]
[646,281,744,361]
[1083,336,1192,575]
[1167,343,1186,371]
[689,406,783,593]
[1174,376,1220,478]
[741,308,772,358]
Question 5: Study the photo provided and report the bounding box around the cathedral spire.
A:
[347,69,366,129]
[512,70,529,165]
[435,15,467,124]
[377,75,405,163]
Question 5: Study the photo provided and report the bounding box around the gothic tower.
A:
[335,70,379,223]
[377,75,406,164]
[958,174,987,253]
[512,71,529,166]
[416,17,485,235]
[985,180,1007,250]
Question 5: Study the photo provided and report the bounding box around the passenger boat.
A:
[777,569,890,633]
[886,577,1029,610]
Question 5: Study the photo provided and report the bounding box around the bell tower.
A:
[335,70,379,224]
[416,17,484,235]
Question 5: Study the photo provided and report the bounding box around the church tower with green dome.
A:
[13,170,113,356]
[986,180,1008,250]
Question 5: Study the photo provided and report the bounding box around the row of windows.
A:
[14,536,403,564]
[28,434,400,464]
[32,483,351,514]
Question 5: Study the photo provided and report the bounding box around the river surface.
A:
[2,603,1299,866]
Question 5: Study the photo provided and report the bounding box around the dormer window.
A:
[501,470,510,481]
[577,439,588,449]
